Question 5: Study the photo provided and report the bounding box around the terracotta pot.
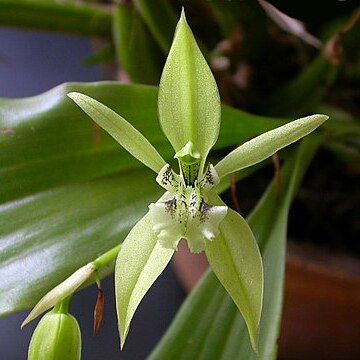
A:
[279,242,360,360]
[172,241,360,359]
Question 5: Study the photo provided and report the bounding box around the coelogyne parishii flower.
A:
[23,10,328,354]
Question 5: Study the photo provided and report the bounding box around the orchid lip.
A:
[150,162,227,253]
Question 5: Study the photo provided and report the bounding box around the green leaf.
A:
[215,114,328,178]
[217,105,284,149]
[112,4,164,85]
[158,11,220,170]
[205,194,263,351]
[67,92,166,173]
[133,0,177,53]
[207,0,265,38]
[149,136,322,359]
[149,270,231,360]
[246,137,322,359]
[0,82,172,204]
[207,0,267,59]
[264,54,338,116]
[82,45,114,66]
[0,168,161,317]
[115,210,174,348]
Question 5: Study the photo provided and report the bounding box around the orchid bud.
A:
[28,302,81,360]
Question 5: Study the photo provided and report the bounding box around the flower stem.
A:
[93,244,121,270]
[53,295,72,314]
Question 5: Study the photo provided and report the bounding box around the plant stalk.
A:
[93,244,121,269]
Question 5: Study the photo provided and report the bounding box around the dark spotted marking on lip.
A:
[165,197,177,218]
[180,192,187,207]
[151,162,227,252]
[189,193,197,207]
[199,200,212,223]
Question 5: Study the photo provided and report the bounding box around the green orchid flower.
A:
[67,10,328,352]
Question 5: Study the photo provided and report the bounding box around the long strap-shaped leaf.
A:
[0,167,161,316]
[112,4,163,85]
[148,136,322,359]
[68,92,166,173]
[133,0,177,53]
[115,210,174,348]
[215,114,328,178]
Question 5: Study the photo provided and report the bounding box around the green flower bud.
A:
[28,303,81,360]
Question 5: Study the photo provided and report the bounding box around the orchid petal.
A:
[68,92,166,173]
[115,208,174,348]
[149,187,227,253]
[205,193,263,351]
[155,164,180,193]
[215,114,328,178]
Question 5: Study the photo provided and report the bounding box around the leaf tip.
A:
[180,7,186,21]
